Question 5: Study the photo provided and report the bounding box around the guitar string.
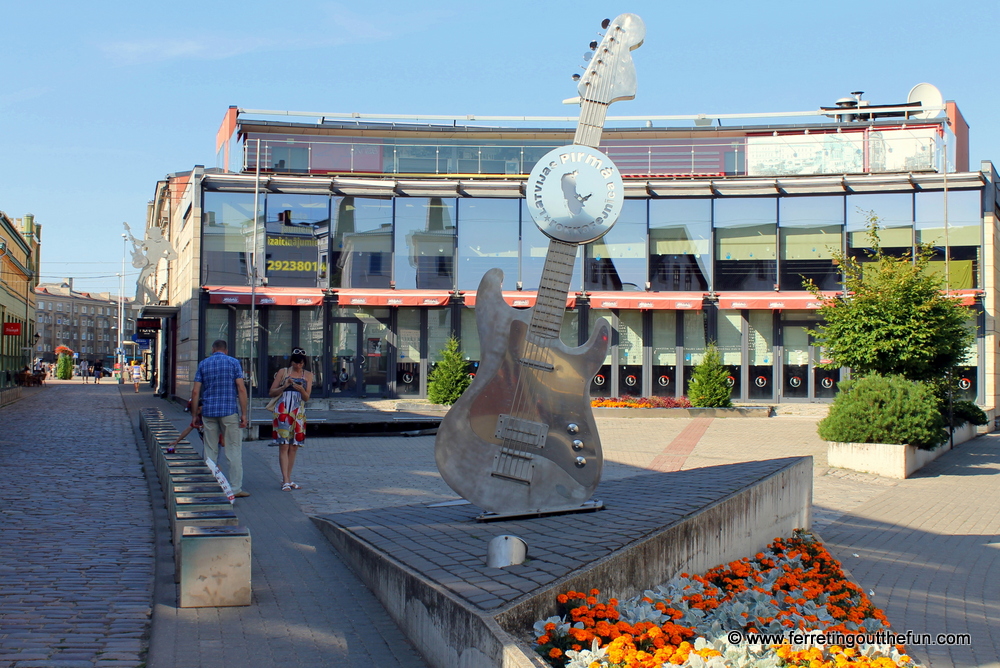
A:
[500,23,623,483]
[502,25,620,483]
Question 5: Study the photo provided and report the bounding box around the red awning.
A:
[715,292,836,310]
[335,289,451,307]
[945,290,982,306]
[204,286,325,306]
[462,292,577,309]
[586,292,705,310]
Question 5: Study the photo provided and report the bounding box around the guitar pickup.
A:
[495,415,548,449]
[518,357,555,372]
[491,447,534,485]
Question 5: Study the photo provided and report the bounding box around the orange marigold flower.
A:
[548,647,562,659]
[536,635,550,645]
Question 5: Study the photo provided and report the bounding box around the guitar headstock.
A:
[577,13,645,106]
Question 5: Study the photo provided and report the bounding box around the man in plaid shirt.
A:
[191,340,250,497]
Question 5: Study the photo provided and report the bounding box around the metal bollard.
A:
[486,535,528,568]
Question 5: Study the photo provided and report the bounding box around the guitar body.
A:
[435,269,610,514]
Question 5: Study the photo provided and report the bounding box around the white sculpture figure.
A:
[124,222,177,305]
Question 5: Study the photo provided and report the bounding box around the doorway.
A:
[330,316,390,398]
[779,322,839,401]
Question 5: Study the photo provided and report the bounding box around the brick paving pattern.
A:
[0,381,154,668]
[319,458,803,611]
[4,381,999,667]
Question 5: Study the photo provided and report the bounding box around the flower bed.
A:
[592,396,693,409]
[533,531,918,667]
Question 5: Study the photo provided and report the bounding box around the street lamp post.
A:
[119,232,127,383]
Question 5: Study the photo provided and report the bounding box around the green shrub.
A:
[687,343,733,408]
[945,400,988,429]
[818,374,946,450]
[57,354,74,380]
[427,336,472,405]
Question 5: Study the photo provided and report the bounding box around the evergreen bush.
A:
[687,343,733,408]
[946,400,988,429]
[818,374,947,450]
[54,346,74,380]
[427,336,472,405]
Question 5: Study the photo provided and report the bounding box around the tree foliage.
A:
[56,354,74,380]
[818,375,947,450]
[687,343,733,408]
[427,336,472,405]
[807,212,974,383]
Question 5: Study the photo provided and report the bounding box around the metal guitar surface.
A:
[435,268,610,514]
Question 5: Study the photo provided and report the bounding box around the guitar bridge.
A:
[491,447,534,485]
[494,414,548,449]
[518,357,555,372]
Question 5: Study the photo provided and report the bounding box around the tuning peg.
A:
[571,73,581,82]
[601,18,611,29]
[589,40,598,50]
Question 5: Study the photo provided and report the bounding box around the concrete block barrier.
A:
[178,525,252,608]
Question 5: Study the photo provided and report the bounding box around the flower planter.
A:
[827,422,977,479]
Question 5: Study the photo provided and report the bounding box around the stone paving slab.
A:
[316,458,807,613]
[117,388,427,668]
[0,381,154,668]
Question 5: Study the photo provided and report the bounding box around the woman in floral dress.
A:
[267,348,313,491]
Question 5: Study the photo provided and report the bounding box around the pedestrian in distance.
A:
[191,340,249,498]
[131,360,143,393]
[92,359,103,384]
[267,347,313,491]
[80,359,90,384]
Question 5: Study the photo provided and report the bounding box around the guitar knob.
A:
[566,423,580,434]
[575,456,587,467]
[572,439,584,451]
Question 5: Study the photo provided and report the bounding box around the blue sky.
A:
[3,0,997,295]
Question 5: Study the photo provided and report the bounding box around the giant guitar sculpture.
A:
[435,14,645,517]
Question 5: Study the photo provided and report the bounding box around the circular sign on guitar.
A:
[527,145,624,244]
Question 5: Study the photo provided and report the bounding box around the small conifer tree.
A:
[427,336,472,405]
[687,343,733,408]
[55,346,74,380]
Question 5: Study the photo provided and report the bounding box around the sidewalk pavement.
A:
[2,380,998,667]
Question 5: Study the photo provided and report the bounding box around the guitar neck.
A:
[573,100,609,149]
[527,99,608,343]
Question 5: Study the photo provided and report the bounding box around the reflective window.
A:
[300,306,324,391]
[397,308,421,396]
[652,311,677,396]
[266,308,294,387]
[717,310,743,398]
[457,199,519,291]
[520,201,583,292]
[203,307,229,356]
[589,309,614,397]
[332,197,392,289]
[847,193,913,257]
[233,307,259,392]
[916,190,982,289]
[394,198,456,290]
[649,199,711,292]
[585,200,647,291]
[264,194,330,288]
[203,191,257,285]
[459,308,480,376]
[714,198,777,291]
[617,310,643,396]
[748,310,774,400]
[779,196,844,291]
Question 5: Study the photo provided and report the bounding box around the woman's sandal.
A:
[281,482,292,491]
[288,482,301,489]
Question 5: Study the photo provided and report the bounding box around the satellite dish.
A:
[907,83,944,119]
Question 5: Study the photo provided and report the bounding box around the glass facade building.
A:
[147,108,992,408]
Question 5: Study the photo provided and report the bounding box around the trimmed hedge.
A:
[818,374,947,450]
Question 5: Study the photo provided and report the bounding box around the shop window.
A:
[395,198,456,290]
[714,198,777,291]
[457,199,519,291]
[748,311,774,400]
[717,310,742,399]
[332,197,392,289]
[916,190,982,290]
[681,310,707,397]
[397,308,422,396]
[585,200,647,292]
[589,309,614,397]
[616,310,643,396]
[203,191,257,285]
[649,199,711,292]
[779,196,843,291]
[847,193,913,260]
[264,194,330,288]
